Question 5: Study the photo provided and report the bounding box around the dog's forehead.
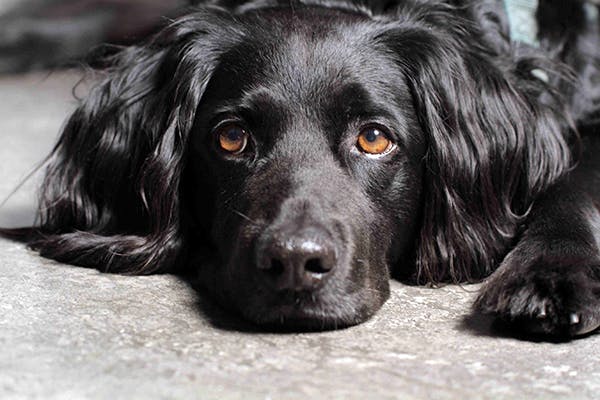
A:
[214,10,394,104]
[203,10,406,128]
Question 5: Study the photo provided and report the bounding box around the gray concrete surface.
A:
[1,71,599,400]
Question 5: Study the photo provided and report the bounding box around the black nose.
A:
[257,228,336,291]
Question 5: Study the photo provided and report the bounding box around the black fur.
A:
[5,0,599,337]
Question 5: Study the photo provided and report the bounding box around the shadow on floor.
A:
[183,275,265,334]
[182,269,589,341]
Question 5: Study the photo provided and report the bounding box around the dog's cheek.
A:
[357,155,424,277]
[384,158,423,273]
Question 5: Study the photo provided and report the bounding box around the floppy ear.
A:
[30,10,237,274]
[379,10,573,283]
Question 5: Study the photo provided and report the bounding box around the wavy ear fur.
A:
[25,9,240,274]
[378,3,573,282]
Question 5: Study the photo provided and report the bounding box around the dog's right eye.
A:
[216,123,249,155]
[356,125,396,157]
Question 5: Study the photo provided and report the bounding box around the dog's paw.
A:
[474,256,600,338]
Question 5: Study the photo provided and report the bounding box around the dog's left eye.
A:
[216,123,249,155]
[356,126,395,156]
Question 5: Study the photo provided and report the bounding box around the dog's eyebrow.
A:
[209,105,246,119]
[205,83,297,128]
[207,101,282,123]
[209,85,286,113]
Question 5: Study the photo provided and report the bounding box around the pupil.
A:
[226,128,242,141]
[365,129,379,143]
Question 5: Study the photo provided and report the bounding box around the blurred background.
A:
[0,0,189,74]
[0,0,193,228]
[0,1,197,227]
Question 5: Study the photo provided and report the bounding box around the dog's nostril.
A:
[304,257,330,274]
[269,258,285,276]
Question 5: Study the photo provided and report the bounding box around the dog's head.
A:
[33,1,572,329]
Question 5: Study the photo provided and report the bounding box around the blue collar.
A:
[504,0,599,47]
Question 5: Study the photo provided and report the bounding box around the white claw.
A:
[569,313,580,325]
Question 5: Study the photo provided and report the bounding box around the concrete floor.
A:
[1,71,599,400]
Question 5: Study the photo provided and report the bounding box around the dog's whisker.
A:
[230,208,263,227]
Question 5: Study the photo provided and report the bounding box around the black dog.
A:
[7,0,600,337]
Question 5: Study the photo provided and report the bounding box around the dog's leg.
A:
[475,135,600,337]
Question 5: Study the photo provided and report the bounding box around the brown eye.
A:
[217,123,248,154]
[356,126,393,155]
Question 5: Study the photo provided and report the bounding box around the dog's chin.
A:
[237,287,389,332]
